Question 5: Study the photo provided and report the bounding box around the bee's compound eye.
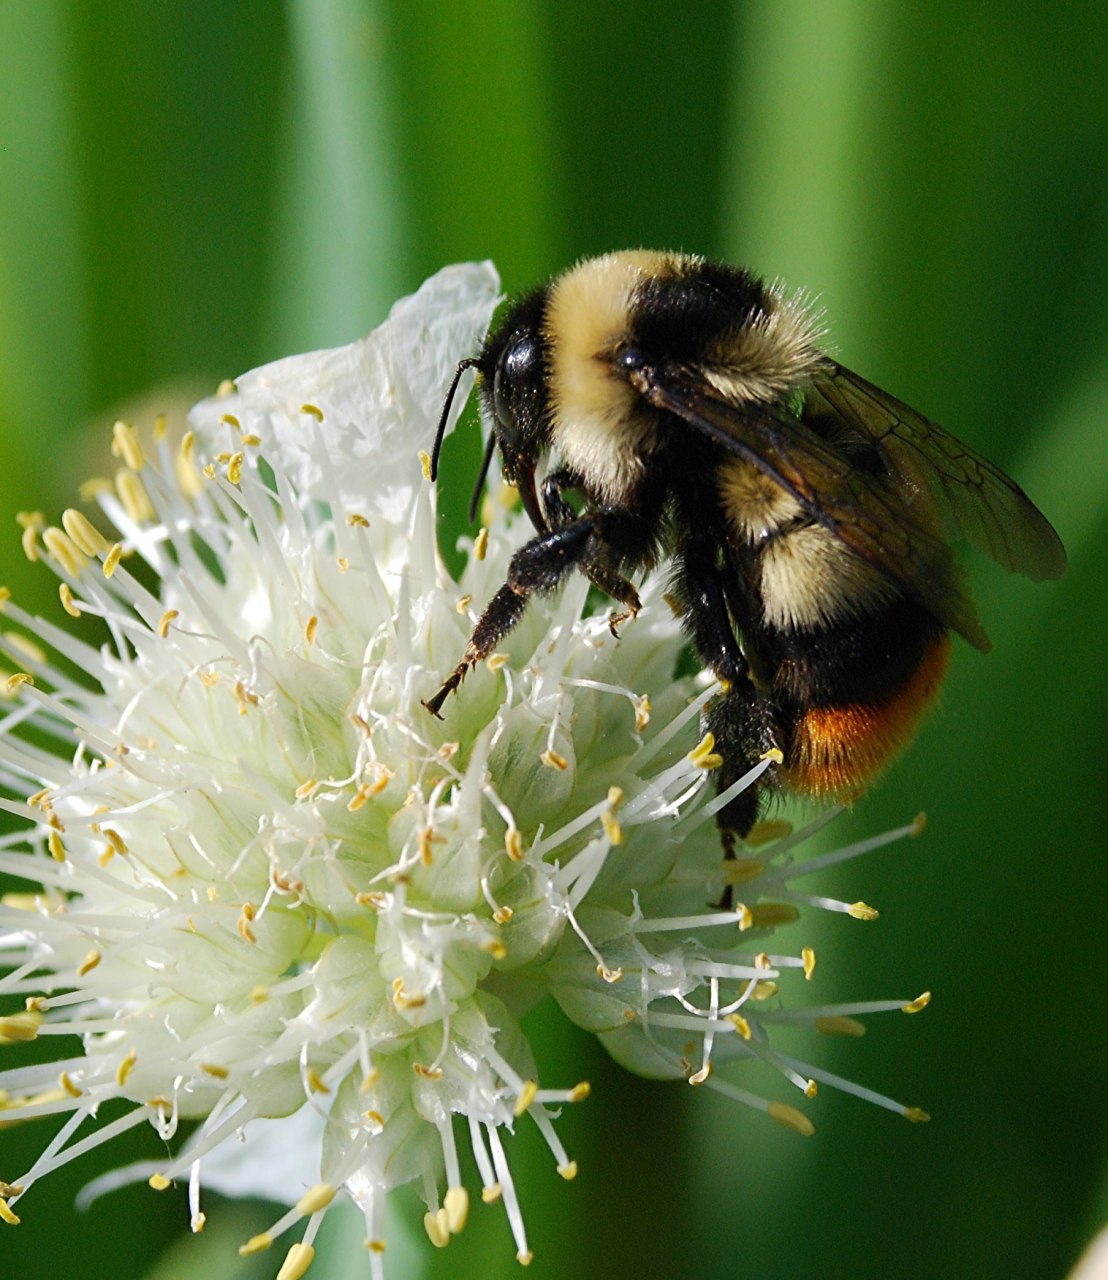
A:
[493,333,541,448]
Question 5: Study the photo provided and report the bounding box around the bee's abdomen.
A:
[766,597,950,798]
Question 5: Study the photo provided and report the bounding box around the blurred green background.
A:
[1,2,1106,1278]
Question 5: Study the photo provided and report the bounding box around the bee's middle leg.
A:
[673,543,780,851]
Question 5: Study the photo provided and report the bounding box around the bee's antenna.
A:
[430,358,480,481]
[468,429,499,524]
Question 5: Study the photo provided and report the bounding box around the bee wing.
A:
[807,361,1067,582]
[627,360,993,651]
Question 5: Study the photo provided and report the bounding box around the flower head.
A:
[0,264,928,1275]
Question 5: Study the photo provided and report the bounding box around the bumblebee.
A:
[425,250,1066,843]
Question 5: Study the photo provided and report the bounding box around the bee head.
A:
[430,289,551,532]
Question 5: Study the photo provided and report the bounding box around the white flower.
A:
[0,264,929,1277]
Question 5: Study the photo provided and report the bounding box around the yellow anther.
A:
[598,964,623,983]
[424,1207,450,1247]
[296,1183,335,1217]
[444,1185,469,1233]
[240,433,261,447]
[903,1107,931,1124]
[513,1079,539,1116]
[412,1061,444,1081]
[227,452,244,485]
[347,784,370,812]
[480,937,507,960]
[745,818,793,846]
[486,652,508,672]
[199,669,219,687]
[688,1062,712,1085]
[104,828,128,856]
[391,978,426,1010]
[760,747,785,765]
[418,825,434,866]
[749,979,778,1000]
[803,1079,818,1098]
[367,1239,386,1254]
[750,902,800,928]
[191,1211,207,1233]
[42,527,88,576]
[568,1081,591,1102]
[601,809,623,845]
[482,1183,503,1204]
[15,510,43,530]
[517,1249,534,1266]
[2,894,44,912]
[20,524,40,562]
[0,586,8,609]
[117,470,154,522]
[473,527,489,561]
[0,1199,20,1225]
[59,1072,82,1097]
[541,748,568,771]
[62,509,111,557]
[720,857,764,885]
[557,1161,578,1181]
[112,420,145,471]
[237,902,257,943]
[497,482,519,509]
[902,991,931,1014]
[148,1172,171,1190]
[306,1067,330,1094]
[848,901,880,921]
[768,1101,815,1136]
[200,1063,229,1079]
[727,1013,752,1040]
[505,828,523,861]
[493,906,514,927]
[734,902,754,931]
[296,402,322,423]
[181,430,196,461]
[438,741,460,760]
[77,949,101,977]
[59,583,81,617]
[104,543,124,575]
[216,379,236,397]
[419,450,433,481]
[815,1015,866,1037]
[239,1233,273,1257]
[347,512,370,528]
[157,610,178,638]
[633,694,651,731]
[47,830,65,861]
[0,1012,41,1043]
[153,412,168,441]
[295,779,316,800]
[688,733,723,770]
[911,812,927,836]
[219,413,240,430]
[116,1048,137,1086]
[450,596,472,617]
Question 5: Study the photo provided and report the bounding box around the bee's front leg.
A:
[424,509,650,717]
